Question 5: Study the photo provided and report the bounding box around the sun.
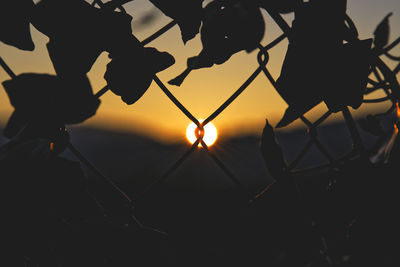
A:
[186,120,218,147]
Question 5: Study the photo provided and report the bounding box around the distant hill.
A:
[1,118,398,267]
[0,115,394,195]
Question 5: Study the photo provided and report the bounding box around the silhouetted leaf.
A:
[374,13,392,49]
[104,47,175,105]
[3,110,26,140]
[359,115,385,137]
[0,0,35,51]
[324,38,373,112]
[276,0,355,128]
[169,0,265,86]
[197,0,265,64]
[257,0,297,14]
[31,0,139,76]
[149,0,204,43]
[31,0,101,75]
[2,73,100,138]
[260,119,287,179]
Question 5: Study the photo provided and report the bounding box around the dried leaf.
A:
[31,0,102,75]
[105,47,175,105]
[260,119,287,179]
[0,0,35,51]
[324,38,372,112]
[169,0,265,86]
[149,0,204,43]
[276,0,349,127]
[374,13,392,49]
[31,0,140,76]
[199,0,265,63]
[2,73,100,138]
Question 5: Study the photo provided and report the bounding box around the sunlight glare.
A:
[186,120,218,147]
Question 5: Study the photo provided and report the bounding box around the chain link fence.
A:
[1,1,400,265]
[1,0,400,228]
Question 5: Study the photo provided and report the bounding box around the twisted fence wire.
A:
[1,1,399,213]
[1,1,400,264]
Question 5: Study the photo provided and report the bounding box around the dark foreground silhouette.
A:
[1,121,399,267]
[1,0,400,266]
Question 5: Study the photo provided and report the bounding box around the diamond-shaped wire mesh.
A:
[1,0,400,248]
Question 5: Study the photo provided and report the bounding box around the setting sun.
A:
[186,120,218,147]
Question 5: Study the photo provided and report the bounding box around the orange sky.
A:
[1,0,400,143]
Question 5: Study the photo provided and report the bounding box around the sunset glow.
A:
[186,120,218,147]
